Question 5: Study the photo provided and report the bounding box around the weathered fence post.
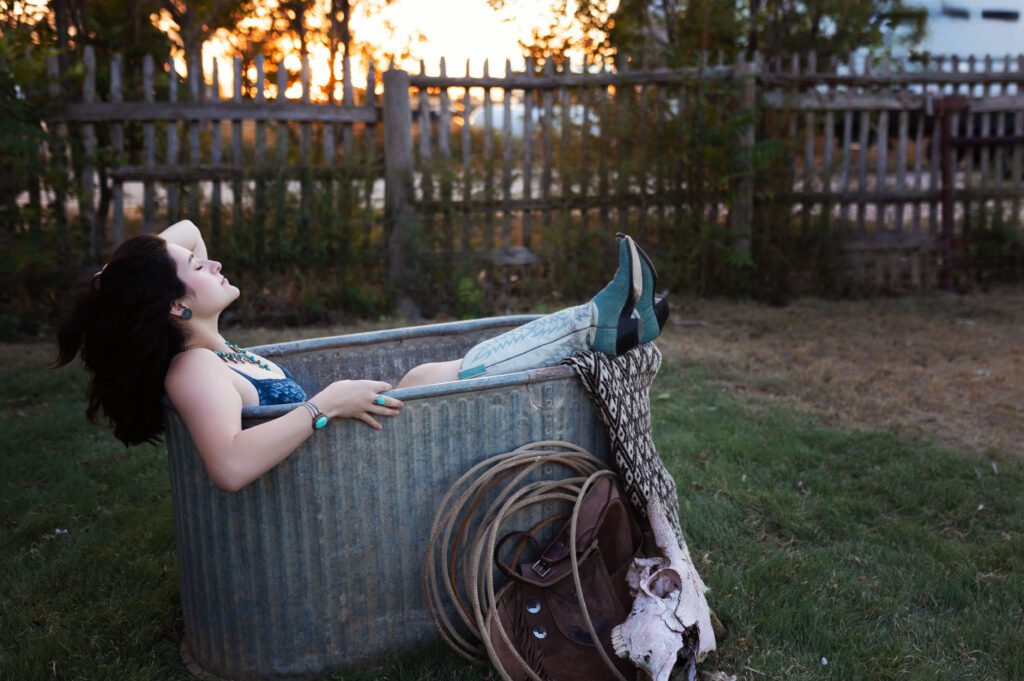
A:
[166,54,179,221]
[109,53,124,246]
[383,66,419,309]
[142,54,156,233]
[732,55,757,261]
[46,55,69,258]
[24,45,42,239]
[81,45,98,262]
[299,54,312,250]
[935,95,967,291]
[187,54,201,221]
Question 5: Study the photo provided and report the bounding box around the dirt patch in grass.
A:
[655,285,1024,458]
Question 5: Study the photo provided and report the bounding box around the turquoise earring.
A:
[181,307,193,320]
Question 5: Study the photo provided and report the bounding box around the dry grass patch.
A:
[656,285,1024,457]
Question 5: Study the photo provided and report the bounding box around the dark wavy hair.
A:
[56,235,188,446]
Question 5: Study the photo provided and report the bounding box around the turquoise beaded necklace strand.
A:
[215,343,270,370]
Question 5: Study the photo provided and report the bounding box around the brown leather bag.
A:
[485,472,643,681]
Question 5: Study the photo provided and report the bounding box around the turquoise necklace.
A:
[215,342,270,370]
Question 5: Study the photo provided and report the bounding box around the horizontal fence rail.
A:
[56,101,378,123]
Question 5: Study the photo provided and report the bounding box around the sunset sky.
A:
[187,0,615,100]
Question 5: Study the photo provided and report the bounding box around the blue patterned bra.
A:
[229,366,308,405]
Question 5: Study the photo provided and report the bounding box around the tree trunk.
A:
[327,0,351,103]
[54,0,70,77]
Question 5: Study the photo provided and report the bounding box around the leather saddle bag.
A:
[485,473,643,681]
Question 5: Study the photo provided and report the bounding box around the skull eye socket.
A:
[648,567,683,598]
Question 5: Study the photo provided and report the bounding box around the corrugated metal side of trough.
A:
[163,318,610,681]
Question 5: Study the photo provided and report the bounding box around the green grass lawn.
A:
[1,341,1021,681]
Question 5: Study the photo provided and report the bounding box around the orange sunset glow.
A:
[154,0,617,102]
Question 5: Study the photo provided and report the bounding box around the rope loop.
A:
[423,440,628,681]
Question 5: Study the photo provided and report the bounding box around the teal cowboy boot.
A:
[618,233,670,344]
[458,235,644,379]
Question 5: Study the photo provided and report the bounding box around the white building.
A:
[909,1,1024,57]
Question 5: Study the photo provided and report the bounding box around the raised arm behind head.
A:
[159,219,208,260]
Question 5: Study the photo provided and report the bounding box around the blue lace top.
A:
[229,366,308,405]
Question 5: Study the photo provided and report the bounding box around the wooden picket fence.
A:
[30,48,1024,310]
[402,52,1024,295]
[43,47,380,273]
[760,53,1024,290]
[393,56,756,301]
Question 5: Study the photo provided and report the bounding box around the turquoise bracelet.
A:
[301,402,328,430]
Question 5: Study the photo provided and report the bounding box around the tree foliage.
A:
[746,0,926,64]
[221,0,369,101]
[512,0,927,68]
[0,5,57,229]
[158,0,258,69]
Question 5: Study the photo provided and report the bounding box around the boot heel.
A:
[615,316,642,355]
[626,235,669,344]
[654,294,670,329]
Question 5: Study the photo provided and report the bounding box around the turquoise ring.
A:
[374,396,387,406]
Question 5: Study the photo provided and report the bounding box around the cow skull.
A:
[611,497,716,681]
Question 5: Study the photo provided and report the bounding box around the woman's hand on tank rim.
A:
[312,379,404,430]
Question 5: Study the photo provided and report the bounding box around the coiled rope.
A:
[423,440,630,681]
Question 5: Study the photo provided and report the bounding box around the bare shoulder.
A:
[165,348,226,393]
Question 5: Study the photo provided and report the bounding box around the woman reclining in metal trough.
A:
[56,220,668,492]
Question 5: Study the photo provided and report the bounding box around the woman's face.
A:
[166,243,240,318]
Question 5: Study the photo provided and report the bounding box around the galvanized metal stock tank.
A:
[162,316,610,680]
